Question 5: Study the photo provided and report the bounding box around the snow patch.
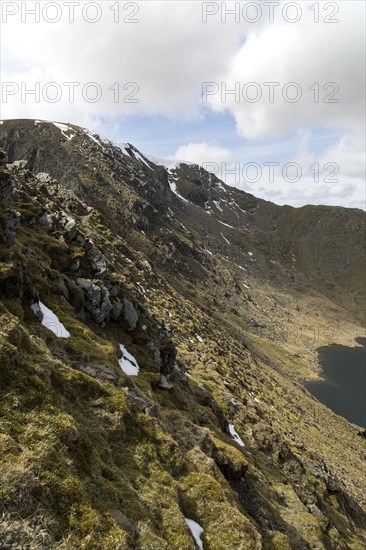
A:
[220,233,230,245]
[31,301,70,338]
[52,122,76,141]
[81,127,110,150]
[184,518,204,550]
[228,424,245,447]
[136,281,146,294]
[219,220,235,229]
[119,344,140,376]
[169,177,189,203]
[213,200,223,213]
[195,334,203,343]
[132,150,153,170]
[249,391,260,403]
[118,143,131,156]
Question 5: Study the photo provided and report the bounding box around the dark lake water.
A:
[305,341,366,428]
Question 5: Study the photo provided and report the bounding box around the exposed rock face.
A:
[79,363,118,382]
[0,148,7,166]
[39,212,54,231]
[0,164,21,247]
[85,240,108,277]
[76,278,113,325]
[159,339,177,378]
[147,341,161,366]
[122,298,138,330]
[60,212,77,240]
[4,209,21,246]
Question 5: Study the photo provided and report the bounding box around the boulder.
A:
[39,212,54,231]
[36,172,54,184]
[308,504,323,517]
[159,375,174,390]
[60,213,77,240]
[76,278,113,325]
[109,510,137,539]
[160,339,177,377]
[111,299,123,320]
[145,404,159,417]
[8,159,27,171]
[127,391,148,411]
[146,341,161,367]
[85,240,108,277]
[123,298,138,331]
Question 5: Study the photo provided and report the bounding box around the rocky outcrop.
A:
[76,278,113,325]
[122,298,139,331]
[158,339,177,389]
[74,277,125,326]
[85,240,108,277]
[78,363,118,382]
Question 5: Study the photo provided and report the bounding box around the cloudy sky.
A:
[1,0,365,208]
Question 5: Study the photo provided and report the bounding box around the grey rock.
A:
[60,213,77,240]
[59,276,70,301]
[36,172,53,184]
[76,278,113,325]
[8,159,27,171]
[109,510,137,538]
[5,210,21,246]
[146,341,161,366]
[111,299,123,320]
[159,322,173,340]
[0,148,7,165]
[96,364,117,381]
[31,302,43,321]
[39,212,54,231]
[86,240,108,277]
[70,258,81,273]
[79,364,117,382]
[160,340,177,378]
[159,375,174,390]
[109,284,120,298]
[76,309,86,322]
[81,366,97,377]
[308,504,323,517]
[127,391,148,411]
[145,404,159,417]
[76,234,86,246]
[0,174,14,205]
[123,298,138,331]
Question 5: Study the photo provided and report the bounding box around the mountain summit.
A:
[0,119,365,549]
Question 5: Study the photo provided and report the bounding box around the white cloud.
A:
[172,142,232,165]
[212,130,365,209]
[0,1,245,124]
[206,1,365,140]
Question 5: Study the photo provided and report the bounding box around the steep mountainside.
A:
[0,119,365,549]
